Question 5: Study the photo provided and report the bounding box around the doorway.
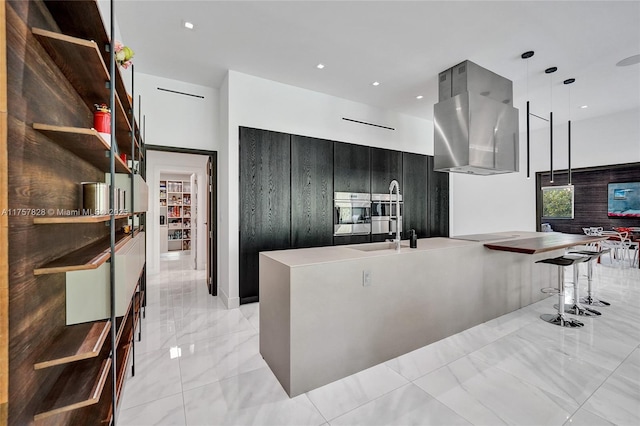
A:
[147,146,217,296]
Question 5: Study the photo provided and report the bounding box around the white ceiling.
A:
[116,0,640,128]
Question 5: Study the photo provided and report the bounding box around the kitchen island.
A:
[259,231,584,397]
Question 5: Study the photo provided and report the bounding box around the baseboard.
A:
[218,287,239,309]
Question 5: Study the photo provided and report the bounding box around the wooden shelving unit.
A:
[31,28,138,158]
[42,0,134,119]
[34,357,111,420]
[6,1,147,424]
[33,230,135,276]
[33,124,131,174]
[165,179,192,251]
[34,321,110,370]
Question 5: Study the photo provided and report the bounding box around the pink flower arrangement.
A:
[114,41,134,69]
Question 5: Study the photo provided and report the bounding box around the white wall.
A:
[218,70,434,308]
[449,107,640,236]
[147,151,208,275]
[135,72,220,152]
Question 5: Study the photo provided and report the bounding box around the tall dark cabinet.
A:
[427,156,450,237]
[402,152,428,238]
[291,135,334,248]
[333,142,371,245]
[371,147,402,194]
[239,128,291,304]
[334,142,370,193]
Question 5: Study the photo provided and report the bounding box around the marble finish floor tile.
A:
[469,324,612,406]
[134,318,178,354]
[481,306,539,338]
[239,302,260,331]
[385,335,467,381]
[178,329,266,391]
[415,356,577,425]
[183,367,325,426]
[306,363,408,421]
[120,347,183,410]
[564,408,615,426]
[582,348,640,425]
[117,393,186,425]
[175,308,254,345]
[329,383,470,426]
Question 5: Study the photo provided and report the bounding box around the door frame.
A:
[146,145,218,295]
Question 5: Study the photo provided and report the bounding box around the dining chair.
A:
[601,230,633,267]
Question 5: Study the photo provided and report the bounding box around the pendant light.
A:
[564,78,575,185]
[545,66,557,183]
[522,51,557,183]
[521,51,534,178]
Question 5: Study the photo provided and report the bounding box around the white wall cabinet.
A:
[65,232,146,325]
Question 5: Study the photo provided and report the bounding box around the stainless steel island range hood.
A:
[434,60,519,175]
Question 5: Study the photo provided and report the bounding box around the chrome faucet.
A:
[389,179,401,251]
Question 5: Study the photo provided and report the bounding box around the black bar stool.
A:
[555,252,601,317]
[568,248,611,307]
[536,254,589,328]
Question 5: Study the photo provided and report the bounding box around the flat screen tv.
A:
[608,182,640,218]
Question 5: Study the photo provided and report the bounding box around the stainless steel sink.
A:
[349,242,408,252]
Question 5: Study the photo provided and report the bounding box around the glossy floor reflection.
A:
[118,253,640,425]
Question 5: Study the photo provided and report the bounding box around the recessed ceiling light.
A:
[316,63,325,69]
[372,81,380,86]
[416,95,423,99]
[184,21,194,30]
[580,105,588,109]
[616,54,640,66]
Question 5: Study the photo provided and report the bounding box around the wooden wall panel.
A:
[239,127,291,304]
[370,147,402,194]
[538,164,640,234]
[6,1,110,424]
[291,135,333,248]
[427,156,450,237]
[334,142,370,194]
[402,152,428,238]
[1,0,8,420]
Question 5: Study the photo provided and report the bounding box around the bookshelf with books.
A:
[161,178,192,252]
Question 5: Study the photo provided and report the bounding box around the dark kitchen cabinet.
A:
[334,142,370,193]
[371,147,402,194]
[291,135,334,248]
[239,127,291,304]
[402,152,428,238]
[427,156,450,237]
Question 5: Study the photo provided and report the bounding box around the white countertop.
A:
[261,231,543,267]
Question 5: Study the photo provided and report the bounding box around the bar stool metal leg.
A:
[557,262,601,316]
[541,264,584,328]
[580,259,610,307]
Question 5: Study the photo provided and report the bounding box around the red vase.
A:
[94,111,111,133]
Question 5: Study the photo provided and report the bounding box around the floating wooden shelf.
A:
[34,357,111,420]
[115,300,133,347]
[43,0,132,112]
[115,342,132,405]
[34,213,130,225]
[33,231,134,275]
[34,321,111,370]
[31,28,134,157]
[33,123,130,174]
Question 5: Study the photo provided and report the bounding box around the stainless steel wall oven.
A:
[334,192,371,236]
[371,193,403,235]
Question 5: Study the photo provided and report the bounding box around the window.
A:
[542,185,574,219]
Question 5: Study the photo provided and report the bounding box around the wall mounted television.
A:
[608,182,640,218]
